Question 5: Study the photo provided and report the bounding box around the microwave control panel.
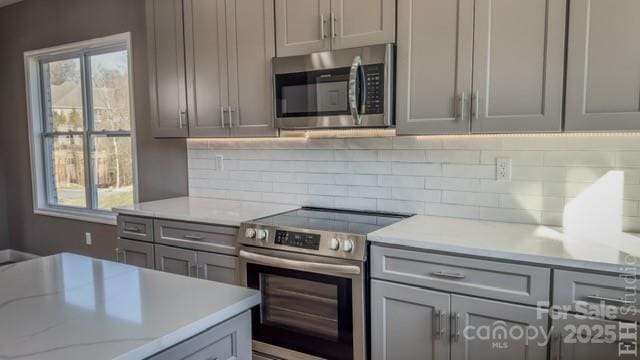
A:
[363,64,385,114]
[274,230,321,250]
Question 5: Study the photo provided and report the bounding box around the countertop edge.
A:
[367,234,639,274]
[114,293,261,360]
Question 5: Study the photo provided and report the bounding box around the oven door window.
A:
[275,68,351,118]
[247,263,353,360]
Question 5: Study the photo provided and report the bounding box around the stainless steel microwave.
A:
[272,44,394,130]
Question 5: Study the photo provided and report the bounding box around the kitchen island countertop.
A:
[0,253,260,360]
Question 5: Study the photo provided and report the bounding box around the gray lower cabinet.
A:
[155,244,198,277]
[116,238,155,269]
[565,0,640,131]
[150,310,251,360]
[371,279,450,360]
[550,313,638,360]
[197,251,238,284]
[450,295,548,360]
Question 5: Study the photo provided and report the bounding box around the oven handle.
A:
[348,55,365,125]
[239,250,361,276]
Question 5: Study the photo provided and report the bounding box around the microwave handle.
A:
[348,56,366,125]
[239,250,361,276]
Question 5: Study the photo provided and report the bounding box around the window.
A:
[25,34,137,224]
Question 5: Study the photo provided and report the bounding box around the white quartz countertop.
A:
[0,253,260,360]
[368,215,640,274]
[114,197,299,227]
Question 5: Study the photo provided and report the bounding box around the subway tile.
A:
[567,136,640,151]
[442,164,495,179]
[349,186,392,199]
[308,184,349,196]
[481,151,544,166]
[427,150,480,164]
[335,150,379,161]
[541,212,563,227]
[543,151,616,167]
[442,191,499,207]
[511,166,566,182]
[335,197,377,211]
[378,175,425,189]
[273,183,308,195]
[348,137,393,149]
[347,161,392,175]
[624,201,639,217]
[393,136,443,149]
[392,188,441,202]
[625,185,640,201]
[392,162,441,176]
[297,195,335,208]
[425,177,481,192]
[377,199,426,215]
[187,139,209,149]
[188,158,214,169]
[543,182,592,197]
[305,138,348,149]
[617,152,640,167]
[500,136,567,150]
[443,137,500,150]
[623,217,640,232]
[379,150,427,162]
[478,207,542,224]
[335,174,378,186]
[268,161,307,172]
[307,161,350,174]
[480,180,544,196]
[499,195,565,212]
[261,193,298,205]
[425,203,479,219]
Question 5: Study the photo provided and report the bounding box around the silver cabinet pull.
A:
[432,271,466,279]
[198,264,207,279]
[115,248,121,263]
[472,91,479,121]
[188,263,198,277]
[331,12,337,38]
[587,294,634,305]
[240,250,361,276]
[451,312,460,342]
[183,234,204,241]
[220,106,227,128]
[458,92,467,122]
[179,110,188,128]
[124,226,141,233]
[320,14,327,40]
[434,310,444,340]
[115,248,126,264]
[228,107,237,128]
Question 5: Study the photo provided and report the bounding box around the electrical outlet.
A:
[496,158,512,182]
[215,155,224,171]
[85,232,92,246]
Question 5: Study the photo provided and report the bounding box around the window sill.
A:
[34,208,117,226]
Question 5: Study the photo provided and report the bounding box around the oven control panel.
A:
[274,230,321,250]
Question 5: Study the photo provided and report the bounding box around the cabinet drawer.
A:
[150,311,251,360]
[553,270,639,322]
[117,215,154,242]
[371,245,550,306]
[154,220,238,255]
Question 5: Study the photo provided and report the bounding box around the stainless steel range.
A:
[237,207,411,360]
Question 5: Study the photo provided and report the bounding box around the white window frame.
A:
[24,33,139,225]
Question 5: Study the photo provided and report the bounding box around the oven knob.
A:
[256,229,268,241]
[245,228,257,239]
[329,238,340,251]
[343,240,354,253]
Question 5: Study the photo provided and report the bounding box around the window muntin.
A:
[38,44,134,213]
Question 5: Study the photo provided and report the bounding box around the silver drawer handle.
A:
[184,234,204,241]
[432,271,466,279]
[587,294,634,305]
[124,227,141,233]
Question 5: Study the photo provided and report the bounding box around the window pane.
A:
[42,58,84,132]
[92,136,134,210]
[46,135,86,207]
[91,50,131,131]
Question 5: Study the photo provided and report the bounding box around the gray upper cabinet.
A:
[183,0,229,137]
[147,0,189,138]
[371,280,450,360]
[471,0,566,133]
[330,0,396,50]
[227,0,277,137]
[395,0,474,135]
[275,0,395,57]
[450,295,548,360]
[275,0,331,57]
[565,0,640,131]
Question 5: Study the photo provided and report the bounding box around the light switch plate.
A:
[215,155,224,171]
[85,232,92,246]
[496,158,512,182]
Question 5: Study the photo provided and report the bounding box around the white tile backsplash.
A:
[188,135,640,232]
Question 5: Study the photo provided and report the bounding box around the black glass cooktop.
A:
[251,207,412,235]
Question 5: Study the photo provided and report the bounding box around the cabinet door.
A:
[371,280,450,360]
[146,0,189,138]
[395,0,474,135]
[155,244,197,277]
[551,314,638,360]
[183,0,230,137]
[471,0,565,133]
[196,251,238,284]
[565,0,640,131]
[116,238,155,269]
[275,0,331,57]
[227,0,277,137]
[330,0,395,50]
[450,295,548,360]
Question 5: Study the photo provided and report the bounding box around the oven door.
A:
[239,248,365,360]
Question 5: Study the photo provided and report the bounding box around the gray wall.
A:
[0,148,8,250]
[0,0,188,259]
